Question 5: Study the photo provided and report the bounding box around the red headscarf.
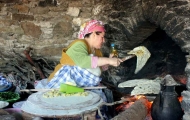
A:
[78,20,105,39]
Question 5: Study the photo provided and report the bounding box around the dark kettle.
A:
[151,75,184,120]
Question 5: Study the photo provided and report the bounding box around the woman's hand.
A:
[108,57,123,67]
[109,53,123,67]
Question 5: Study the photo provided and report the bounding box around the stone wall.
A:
[0,0,190,119]
[1,0,190,61]
[0,0,111,62]
[0,0,156,62]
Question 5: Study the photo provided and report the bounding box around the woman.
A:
[36,20,123,120]
[45,19,123,88]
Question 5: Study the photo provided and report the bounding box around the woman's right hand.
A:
[109,53,123,67]
[109,58,123,67]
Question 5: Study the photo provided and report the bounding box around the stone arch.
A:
[100,0,190,55]
[142,0,190,53]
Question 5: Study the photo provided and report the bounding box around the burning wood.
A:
[111,97,151,120]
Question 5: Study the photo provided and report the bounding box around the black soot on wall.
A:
[119,28,188,80]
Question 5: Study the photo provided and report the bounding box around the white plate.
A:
[13,101,25,108]
[0,101,9,108]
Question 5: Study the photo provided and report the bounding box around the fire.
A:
[116,95,153,112]
[115,101,134,111]
[178,96,183,102]
[116,95,182,113]
[115,95,182,120]
[135,95,153,110]
[135,95,145,99]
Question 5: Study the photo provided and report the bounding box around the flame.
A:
[147,101,153,110]
[116,95,152,112]
[116,101,134,111]
[135,95,153,110]
[178,96,183,102]
[116,95,182,120]
[135,95,145,99]
[116,95,182,112]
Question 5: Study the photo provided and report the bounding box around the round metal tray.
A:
[21,90,103,117]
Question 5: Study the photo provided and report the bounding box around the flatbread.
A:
[131,81,160,95]
[128,46,151,74]
[118,79,161,95]
[118,79,150,88]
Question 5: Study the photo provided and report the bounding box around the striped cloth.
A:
[45,65,102,88]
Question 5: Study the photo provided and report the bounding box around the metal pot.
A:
[151,85,184,120]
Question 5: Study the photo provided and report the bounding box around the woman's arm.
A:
[67,41,123,68]
[97,57,123,67]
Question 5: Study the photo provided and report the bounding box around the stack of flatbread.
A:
[118,79,161,95]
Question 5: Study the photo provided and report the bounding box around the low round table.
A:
[21,90,103,119]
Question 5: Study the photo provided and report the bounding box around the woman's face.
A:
[91,31,105,49]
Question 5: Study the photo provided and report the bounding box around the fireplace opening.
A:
[102,27,188,96]
[123,28,187,80]
[101,27,188,119]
